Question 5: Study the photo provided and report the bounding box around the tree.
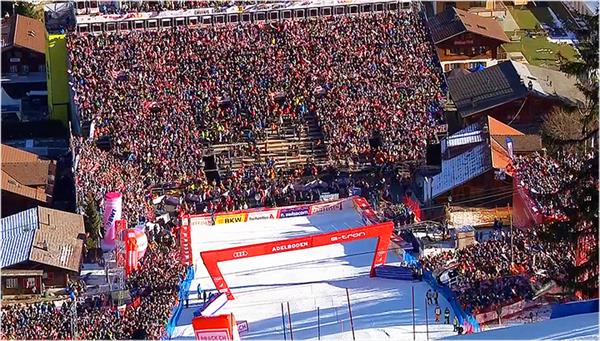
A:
[542,106,585,143]
[84,194,104,248]
[13,1,44,21]
[557,13,599,145]
[538,155,598,298]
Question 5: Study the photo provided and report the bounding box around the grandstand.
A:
[67,0,446,221]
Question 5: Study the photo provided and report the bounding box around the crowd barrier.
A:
[182,197,348,228]
[475,299,542,325]
[165,265,195,339]
[422,270,481,333]
[374,265,415,280]
[195,292,228,317]
[550,299,599,319]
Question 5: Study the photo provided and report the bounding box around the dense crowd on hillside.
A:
[421,227,572,314]
[511,151,595,218]
[68,11,442,221]
[0,231,184,340]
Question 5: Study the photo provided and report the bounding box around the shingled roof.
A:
[428,7,509,44]
[1,207,84,272]
[447,61,530,118]
[1,144,54,204]
[1,14,47,55]
[432,116,540,198]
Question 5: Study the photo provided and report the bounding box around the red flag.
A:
[402,195,422,223]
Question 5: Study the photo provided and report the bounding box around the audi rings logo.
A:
[233,251,248,258]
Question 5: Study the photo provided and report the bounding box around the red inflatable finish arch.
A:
[200,222,394,300]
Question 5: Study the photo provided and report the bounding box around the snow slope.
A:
[443,312,599,340]
[172,203,456,340]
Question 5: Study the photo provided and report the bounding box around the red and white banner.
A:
[124,230,139,276]
[192,314,237,341]
[310,201,343,215]
[180,223,193,266]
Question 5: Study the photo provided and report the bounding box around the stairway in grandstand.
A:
[211,110,328,173]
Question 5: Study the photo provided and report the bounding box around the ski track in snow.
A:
[172,204,456,340]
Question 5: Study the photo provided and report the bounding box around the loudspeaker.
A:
[426,144,441,166]
[369,131,383,149]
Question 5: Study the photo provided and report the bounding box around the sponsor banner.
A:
[102,192,123,251]
[180,224,193,265]
[247,209,279,221]
[279,206,310,218]
[319,192,340,201]
[268,240,312,253]
[194,329,230,341]
[500,299,526,318]
[351,187,362,196]
[330,231,366,242]
[311,201,343,215]
[237,320,249,334]
[215,213,248,225]
[476,310,498,324]
[189,215,213,227]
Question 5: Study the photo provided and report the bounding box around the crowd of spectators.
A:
[1,230,185,340]
[68,10,442,222]
[174,160,407,215]
[511,151,595,218]
[421,227,572,314]
[381,201,416,227]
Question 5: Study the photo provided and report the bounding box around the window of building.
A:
[446,48,462,56]
[470,1,486,8]
[21,65,29,74]
[25,277,36,288]
[9,65,18,73]
[6,278,18,289]
[38,64,46,73]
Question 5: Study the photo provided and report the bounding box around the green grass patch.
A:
[503,35,579,70]
[510,8,541,30]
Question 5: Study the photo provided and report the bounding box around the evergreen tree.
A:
[557,13,599,144]
[13,2,44,20]
[84,194,104,248]
[539,154,598,297]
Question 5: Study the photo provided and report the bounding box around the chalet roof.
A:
[1,207,84,272]
[1,14,47,55]
[1,144,54,204]
[428,7,509,44]
[448,61,584,118]
[432,116,540,198]
[448,61,530,118]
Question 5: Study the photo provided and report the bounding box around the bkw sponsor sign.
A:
[215,213,248,225]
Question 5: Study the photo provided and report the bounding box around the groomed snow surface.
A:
[172,203,456,340]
